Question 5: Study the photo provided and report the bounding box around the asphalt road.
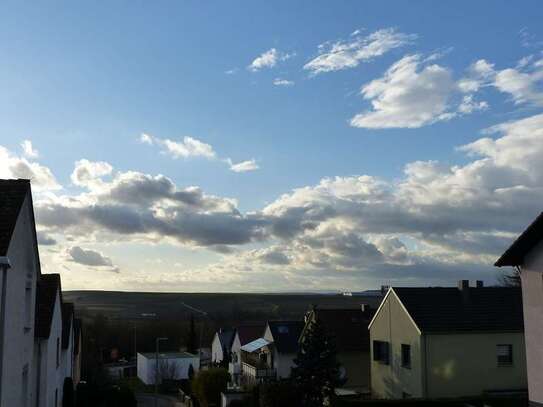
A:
[136,393,184,407]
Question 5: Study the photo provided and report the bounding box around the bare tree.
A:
[498,267,521,287]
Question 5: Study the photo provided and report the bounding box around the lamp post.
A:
[155,337,168,407]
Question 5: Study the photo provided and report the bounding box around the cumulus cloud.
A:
[71,159,113,188]
[0,146,60,191]
[37,231,57,246]
[304,28,416,75]
[67,246,119,272]
[459,57,543,107]
[273,78,295,87]
[248,48,294,72]
[21,140,39,158]
[350,55,456,128]
[228,159,259,173]
[140,133,216,159]
[36,163,266,248]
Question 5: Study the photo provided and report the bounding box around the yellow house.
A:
[368,281,527,399]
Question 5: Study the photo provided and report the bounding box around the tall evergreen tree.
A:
[291,315,343,407]
[186,314,198,354]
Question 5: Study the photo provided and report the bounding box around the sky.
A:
[1,0,543,292]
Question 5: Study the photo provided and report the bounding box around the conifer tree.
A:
[292,315,343,407]
[186,314,198,355]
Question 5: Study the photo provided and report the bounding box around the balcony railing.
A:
[241,362,276,379]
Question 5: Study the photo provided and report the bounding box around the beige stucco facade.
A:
[370,289,527,399]
[370,291,424,399]
[521,240,543,405]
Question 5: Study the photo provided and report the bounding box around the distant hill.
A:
[63,290,383,322]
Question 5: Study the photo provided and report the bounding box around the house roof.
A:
[217,328,235,350]
[0,179,30,256]
[236,325,265,346]
[139,351,197,360]
[312,308,373,352]
[495,212,543,267]
[35,274,61,339]
[62,302,74,349]
[267,320,304,354]
[240,337,271,353]
[392,287,524,334]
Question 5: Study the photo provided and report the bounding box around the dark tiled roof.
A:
[393,287,524,333]
[218,328,235,351]
[0,179,30,256]
[268,320,304,354]
[313,308,373,352]
[495,212,543,267]
[236,325,265,346]
[62,302,74,349]
[35,274,61,339]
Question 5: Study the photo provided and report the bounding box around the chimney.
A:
[476,280,484,288]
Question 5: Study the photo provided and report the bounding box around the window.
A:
[373,340,390,364]
[401,344,411,369]
[497,344,513,366]
[56,337,60,368]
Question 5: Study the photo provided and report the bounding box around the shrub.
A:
[192,368,230,407]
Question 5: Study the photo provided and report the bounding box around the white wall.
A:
[263,325,295,379]
[35,290,64,407]
[521,241,543,405]
[137,353,200,385]
[212,333,224,363]
[0,195,39,407]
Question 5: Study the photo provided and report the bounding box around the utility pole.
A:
[155,337,168,407]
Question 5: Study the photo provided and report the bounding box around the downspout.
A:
[0,256,12,406]
[35,342,42,407]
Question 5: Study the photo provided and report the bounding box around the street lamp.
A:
[155,337,168,407]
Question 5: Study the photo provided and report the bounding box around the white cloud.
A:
[458,95,488,114]
[228,159,259,173]
[140,133,216,159]
[304,28,416,75]
[273,78,295,87]
[71,159,113,188]
[0,146,60,191]
[350,55,456,129]
[21,140,39,158]
[67,246,119,272]
[225,68,238,75]
[248,48,294,72]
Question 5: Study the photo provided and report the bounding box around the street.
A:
[136,393,185,407]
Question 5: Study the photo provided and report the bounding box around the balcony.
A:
[241,362,276,380]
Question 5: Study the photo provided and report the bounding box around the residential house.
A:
[137,352,200,385]
[0,179,40,406]
[34,274,65,407]
[61,303,75,382]
[302,307,374,393]
[239,320,303,385]
[369,282,527,399]
[0,179,82,406]
[212,328,235,365]
[496,212,543,406]
[229,325,264,387]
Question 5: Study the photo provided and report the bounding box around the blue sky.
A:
[1,1,543,291]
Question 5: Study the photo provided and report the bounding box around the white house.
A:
[34,274,66,407]
[211,328,235,364]
[496,212,543,407]
[137,352,200,385]
[0,179,40,406]
[0,179,82,407]
[239,321,303,385]
[229,325,264,387]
